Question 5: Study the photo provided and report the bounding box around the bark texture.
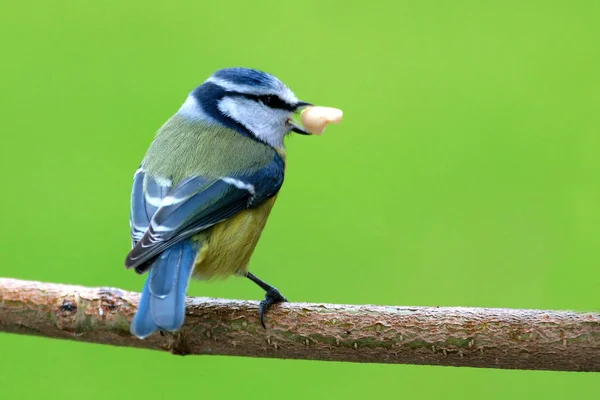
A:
[0,278,598,371]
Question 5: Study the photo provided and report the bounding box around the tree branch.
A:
[0,278,598,371]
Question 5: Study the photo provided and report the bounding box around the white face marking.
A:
[221,177,256,196]
[218,96,292,148]
[206,76,299,105]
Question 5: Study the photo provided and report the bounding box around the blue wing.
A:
[126,154,284,338]
[130,167,171,247]
[126,154,285,274]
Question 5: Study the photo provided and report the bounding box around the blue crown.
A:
[212,67,283,91]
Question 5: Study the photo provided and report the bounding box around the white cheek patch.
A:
[218,97,290,148]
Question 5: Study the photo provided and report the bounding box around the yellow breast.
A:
[191,196,277,280]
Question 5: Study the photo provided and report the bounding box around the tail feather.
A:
[130,240,196,339]
[130,276,157,339]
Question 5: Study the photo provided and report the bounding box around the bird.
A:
[125,67,313,339]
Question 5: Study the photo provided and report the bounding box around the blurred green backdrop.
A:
[1,0,598,398]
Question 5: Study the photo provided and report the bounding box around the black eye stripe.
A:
[259,95,288,109]
[230,92,296,111]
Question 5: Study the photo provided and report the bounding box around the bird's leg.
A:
[245,272,287,329]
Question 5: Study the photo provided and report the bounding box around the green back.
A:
[143,114,276,185]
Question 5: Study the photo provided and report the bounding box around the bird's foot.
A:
[259,287,287,329]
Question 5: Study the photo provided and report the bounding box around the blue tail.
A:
[130,240,196,339]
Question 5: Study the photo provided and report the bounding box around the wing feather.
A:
[125,154,285,273]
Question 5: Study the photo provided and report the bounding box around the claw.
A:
[259,287,288,329]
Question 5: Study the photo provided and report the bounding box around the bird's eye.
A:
[259,95,280,108]
[252,94,293,110]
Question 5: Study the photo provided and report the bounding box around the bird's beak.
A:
[289,101,313,135]
[289,119,310,135]
[295,101,312,109]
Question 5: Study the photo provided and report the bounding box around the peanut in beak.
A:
[300,106,343,135]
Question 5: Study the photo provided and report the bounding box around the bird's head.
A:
[183,68,312,148]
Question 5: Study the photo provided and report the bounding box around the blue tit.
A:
[125,67,313,339]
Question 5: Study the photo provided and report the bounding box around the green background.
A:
[1,0,598,398]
